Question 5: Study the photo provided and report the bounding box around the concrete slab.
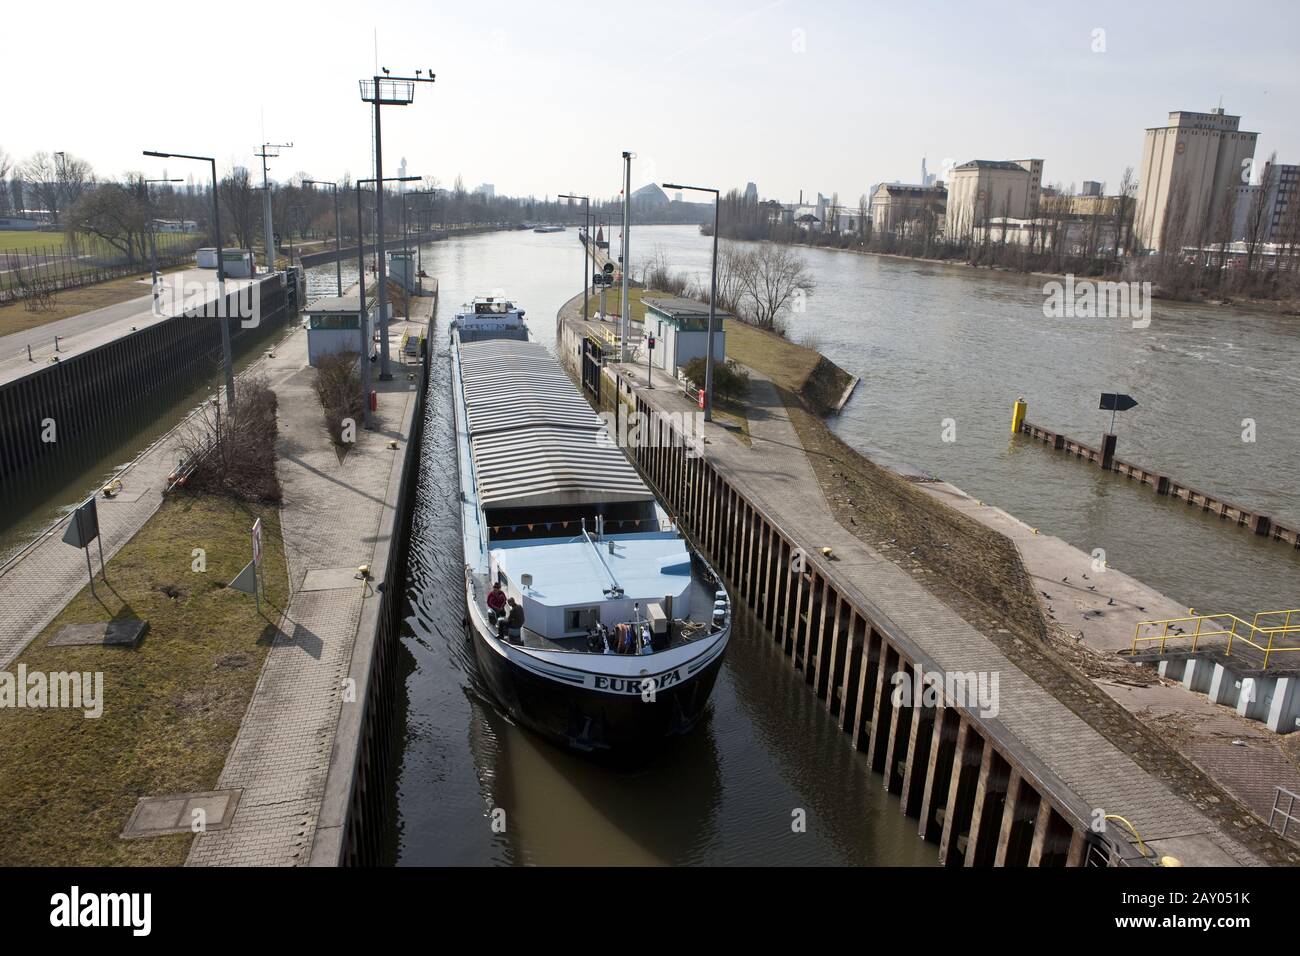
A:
[299,567,368,591]
[48,619,148,648]
[121,789,240,838]
[1145,833,1243,868]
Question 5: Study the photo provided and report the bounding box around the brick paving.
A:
[187,322,419,866]
[601,342,1272,865]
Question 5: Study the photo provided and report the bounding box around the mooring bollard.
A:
[1011,396,1027,435]
[1100,432,1118,471]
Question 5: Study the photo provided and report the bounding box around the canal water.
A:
[302,225,1296,865]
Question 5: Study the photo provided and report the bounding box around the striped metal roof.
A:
[458,339,653,509]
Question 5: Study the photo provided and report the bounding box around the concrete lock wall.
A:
[570,356,1140,867]
[0,275,298,498]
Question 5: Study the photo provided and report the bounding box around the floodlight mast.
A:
[360,70,435,379]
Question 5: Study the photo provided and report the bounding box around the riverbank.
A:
[727,235,1300,316]
[723,318,1300,848]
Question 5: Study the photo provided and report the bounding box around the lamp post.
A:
[559,193,590,322]
[254,141,292,275]
[356,175,419,429]
[303,179,343,297]
[663,182,720,421]
[619,152,633,361]
[360,68,435,380]
[144,149,235,412]
[143,177,181,309]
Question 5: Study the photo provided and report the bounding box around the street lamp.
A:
[254,141,292,274]
[356,175,419,429]
[360,68,435,380]
[303,179,343,297]
[144,149,235,413]
[663,181,720,421]
[143,177,181,308]
[408,188,439,279]
[559,193,590,322]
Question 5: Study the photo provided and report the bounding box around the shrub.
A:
[313,352,365,446]
[178,375,281,501]
[681,357,750,402]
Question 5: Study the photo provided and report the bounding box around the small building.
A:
[155,219,199,233]
[387,249,421,292]
[195,248,256,277]
[641,296,727,375]
[303,293,374,367]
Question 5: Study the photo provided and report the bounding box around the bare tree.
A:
[0,147,11,216]
[64,180,150,262]
[19,150,93,224]
[1243,152,1277,274]
[736,243,815,333]
[1113,166,1137,261]
[220,166,258,250]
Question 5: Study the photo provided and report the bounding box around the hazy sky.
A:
[5,0,1298,202]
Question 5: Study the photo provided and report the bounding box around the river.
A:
[324,225,1293,863]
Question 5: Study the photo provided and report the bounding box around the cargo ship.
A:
[450,299,731,751]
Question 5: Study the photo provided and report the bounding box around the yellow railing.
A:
[587,325,621,351]
[1131,608,1300,667]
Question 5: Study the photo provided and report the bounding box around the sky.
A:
[4,0,1299,203]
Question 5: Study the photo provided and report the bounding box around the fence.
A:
[0,231,204,304]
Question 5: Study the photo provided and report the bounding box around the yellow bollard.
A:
[1011,396,1027,435]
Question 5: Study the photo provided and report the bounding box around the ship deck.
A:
[469,568,719,654]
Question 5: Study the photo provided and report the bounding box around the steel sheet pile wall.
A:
[1020,420,1298,547]
[0,276,297,499]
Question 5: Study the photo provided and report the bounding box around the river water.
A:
[312,226,1293,865]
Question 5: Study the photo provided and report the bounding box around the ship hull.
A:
[465,590,728,753]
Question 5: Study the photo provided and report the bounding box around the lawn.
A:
[722,319,823,394]
[0,264,191,337]
[0,229,66,253]
[0,493,288,866]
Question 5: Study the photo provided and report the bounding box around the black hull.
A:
[469,625,726,753]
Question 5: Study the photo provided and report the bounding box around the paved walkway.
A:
[0,270,264,385]
[187,316,424,866]
[598,338,1280,865]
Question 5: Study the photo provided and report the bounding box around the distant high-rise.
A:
[920,158,936,188]
[1133,107,1257,251]
[473,183,495,198]
[743,182,758,202]
[1081,181,1103,197]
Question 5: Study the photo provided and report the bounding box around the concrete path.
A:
[0,270,264,385]
[606,351,1275,865]
[187,319,422,866]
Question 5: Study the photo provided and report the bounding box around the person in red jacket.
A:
[487,581,507,628]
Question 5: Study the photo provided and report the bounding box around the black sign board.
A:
[1099,393,1138,412]
[62,498,100,548]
